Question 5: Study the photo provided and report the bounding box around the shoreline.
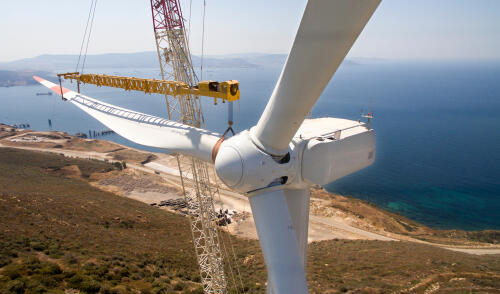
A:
[1,124,499,255]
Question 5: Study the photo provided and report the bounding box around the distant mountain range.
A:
[0,51,364,71]
[0,52,291,72]
[0,70,52,87]
[0,51,361,87]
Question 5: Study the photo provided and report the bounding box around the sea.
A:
[1,60,499,231]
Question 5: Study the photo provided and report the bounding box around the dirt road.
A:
[1,140,499,255]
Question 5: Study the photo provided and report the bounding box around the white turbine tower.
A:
[35,1,380,293]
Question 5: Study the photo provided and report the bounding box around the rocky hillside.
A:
[0,148,499,293]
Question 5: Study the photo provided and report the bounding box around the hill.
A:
[0,148,499,293]
[0,52,282,87]
[0,70,52,87]
[0,52,360,87]
[0,52,279,72]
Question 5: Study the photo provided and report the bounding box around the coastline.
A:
[1,123,499,255]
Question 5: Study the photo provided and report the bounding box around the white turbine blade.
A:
[249,189,308,294]
[252,0,380,154]
[33,76,219,162]
[284,188,310,267]
[267,188,311,294]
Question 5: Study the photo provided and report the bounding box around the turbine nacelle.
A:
[214,117,375,194]
[300,117,375,186]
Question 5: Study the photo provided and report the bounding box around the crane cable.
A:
[52,0,96,125]
[80,0,98,74]
[75,0,98,75]
[75,0,95,72]
[187,0,193,44]
[58,0,98,100]
[200,0,206,80]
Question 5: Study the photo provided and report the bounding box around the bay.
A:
[1,60,499,230]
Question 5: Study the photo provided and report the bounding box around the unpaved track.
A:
[1,142,500,255]
[309,215,397,241]
[443,247,500,255]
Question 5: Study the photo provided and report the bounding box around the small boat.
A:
[36,92,53,96]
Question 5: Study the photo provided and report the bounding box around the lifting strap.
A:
[211,126,234,163]
[58,76,67,101]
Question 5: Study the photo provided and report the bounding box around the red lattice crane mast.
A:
[150,1,227,293]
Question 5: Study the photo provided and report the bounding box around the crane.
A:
[56,72,240,103]
[55,1,235,293]
[149,1,228,293]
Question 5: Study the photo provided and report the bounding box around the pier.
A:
[75,129,115,139]
[12,123,30,129]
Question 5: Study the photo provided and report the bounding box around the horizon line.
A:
[2,51,500,64]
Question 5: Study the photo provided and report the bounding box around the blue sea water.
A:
[1,60,499,230]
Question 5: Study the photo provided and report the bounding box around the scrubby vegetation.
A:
[0,148,499,293]
[312,188,500,245]
[0,148,233,293]
[466,230,500,244]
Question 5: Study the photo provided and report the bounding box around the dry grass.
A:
[0,148,499,294]
[308,240,500,293]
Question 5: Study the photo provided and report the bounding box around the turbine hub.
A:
[214,145,243,188]
[214,130,298,193]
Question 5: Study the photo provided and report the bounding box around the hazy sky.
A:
[1,0,499,62]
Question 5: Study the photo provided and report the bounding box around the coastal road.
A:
[2,141,500,255]
[309,215,397,241]
[443,247,500,255]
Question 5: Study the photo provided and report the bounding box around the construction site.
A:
[2,123,500,293]
[2,0,500,293]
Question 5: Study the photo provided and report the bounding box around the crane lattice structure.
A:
[150,1,227,293]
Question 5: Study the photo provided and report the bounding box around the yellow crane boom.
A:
[57,72,240,103]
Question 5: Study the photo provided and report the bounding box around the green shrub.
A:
[113,162,123,170]
[3,264,22,280]
[79,279,101,293]
[99,284,111,294]
[467,230,500,244]
[28,284,48,294]
[40,275,59,287]
[151,280,162,288]
[81,262,108,278]
[118,268,130,278]
[30,241,46,251]
[40,262,62,275]
[24,256,41,268]
[45,290,65,294]
[173,282,186,291]
[131,272,143,280]
[0,255,12,267]
[67,274,101,293]
[46,243,63,258]
[192,275,200,283]
[183,287,204,294]
[67,274,84,288]
[6,279,25,294]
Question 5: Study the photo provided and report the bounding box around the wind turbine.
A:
[34,1,380,293]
